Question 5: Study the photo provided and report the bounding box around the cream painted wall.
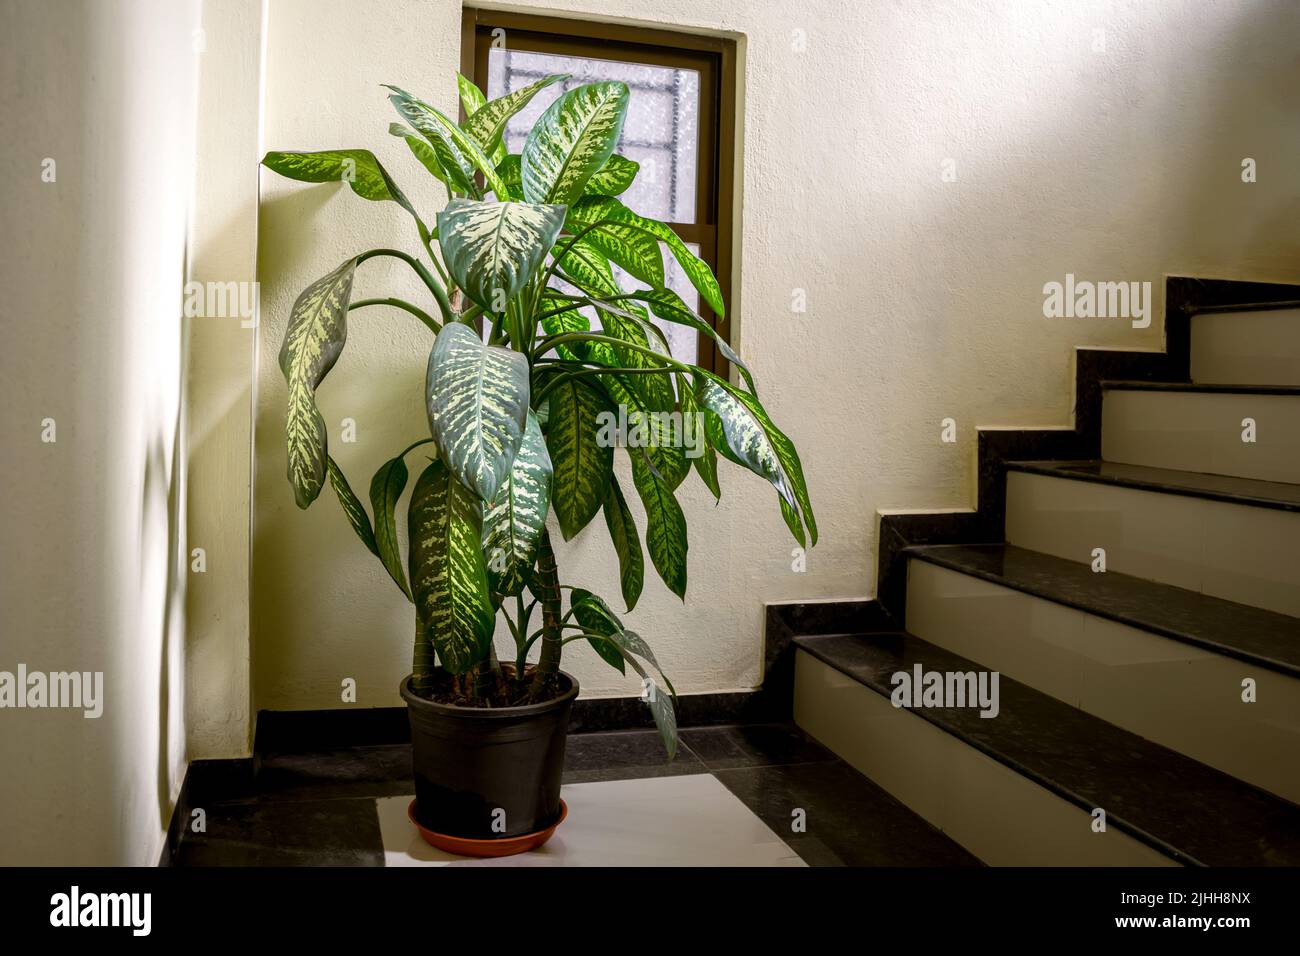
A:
[0,0,198,864]
[251,0,1300,713]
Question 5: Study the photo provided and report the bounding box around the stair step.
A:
[1191,307,1300,387]
[793,631,1300,866]
[1007,460,1300,512]
[904,545,1300,802]
[1005,462,1300,617]
[1101,382,1300,484]
[905,543,1300,676]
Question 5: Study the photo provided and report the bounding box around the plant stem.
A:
[355,247,453,325]
[349,297,441,334]
[412,615,435,696]
[529,529,564,696]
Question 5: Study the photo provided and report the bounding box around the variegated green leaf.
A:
[696,371,817,546]
[482,412,552,596]
[369,449,414,599]
[569,589,677,698]
[388,123,449,185]
[279,258,356,508]
[538,292,591,362]
[384,86,511,198]
[630,653,678,759]
[603,375,689,490]
[585,154,639,196]
[437,198,566,313]
[602,476,644,612]
[456,72,487,118]
[522,82,629,206]
[629,450,688,600]
[633,287,754,392]
[569,195,725,316]
[425,322,530,503]
[676,373,720,501]
[407,459,495,674]
[326,455,379,555]
[496,154,524,200]
[464,73,568,159]
[545,375,614,540]
[570,213,664,288]
[261,149,420,220]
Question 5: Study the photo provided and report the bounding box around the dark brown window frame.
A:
[461,8,737,376]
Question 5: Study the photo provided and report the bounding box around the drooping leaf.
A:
[677,373,720,501]
[279,258,356,508]
[425,322,530,502]
[464,73,568,159]
[482,412,552,596]
[437,198,566,313]
[629,450,688,599]
[632,288,753,392]
[385,86,512,199]
[407,459,495,674]
[585,154,639,196]
[522,82,629,206]
[569,195,725,316]
[544,375,614,540]
[369,451,413,599]
[568,591,677,705]
[696,371,817,546]
[630,654,678,759]
[326,455,378,555]
[602,375,689,490]
[261,149,422,223]
[602,477,644,611]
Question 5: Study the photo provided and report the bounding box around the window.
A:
[461,9,737,375]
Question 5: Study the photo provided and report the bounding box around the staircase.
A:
[793,278,1300,866]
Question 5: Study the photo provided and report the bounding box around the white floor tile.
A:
[376,773,806,867]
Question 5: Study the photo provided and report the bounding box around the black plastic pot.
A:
[400,671,579,839]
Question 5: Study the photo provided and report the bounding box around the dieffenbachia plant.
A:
[262,75,816,757]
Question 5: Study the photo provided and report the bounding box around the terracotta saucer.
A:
[407,799,567,858]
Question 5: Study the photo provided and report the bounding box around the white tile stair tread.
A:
[376,773,806,867]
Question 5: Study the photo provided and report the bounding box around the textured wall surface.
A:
[250,0,1300,713]
[0,0,198,864]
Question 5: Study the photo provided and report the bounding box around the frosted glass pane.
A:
[487,48,699,223]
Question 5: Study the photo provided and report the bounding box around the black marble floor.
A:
[171,723,980,867]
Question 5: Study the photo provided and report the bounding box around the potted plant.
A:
[262,74,816,853]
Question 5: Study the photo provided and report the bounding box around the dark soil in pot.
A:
[400,669,579,840]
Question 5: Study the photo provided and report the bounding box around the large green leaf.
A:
[326,455,378,555]
[407,459,495,674]
[369,451,413,599]
[425,323,530,503]
[262,149,420,220]
[629,450,688,599]
[602,375,689,490]
[522,82,629,206]
[279,258,356,509]
[631,288,753,393]
[545,375,614,540]
[437,198,566,313]
[385,86,511,198]
[482,412,552,596]
[464,73,568,159]
[696,371,817,546]
[571,217,664,288]
[456,72,487,119]
[602,477,644,611]
[569,195,725,316]
[585,154,639,196]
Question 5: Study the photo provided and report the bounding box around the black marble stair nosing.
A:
[1102,379,1300,396]
[875,276,1300,626]
[904,543,1300,677]
[794,631,1300,867]
[1006,459,1300,513]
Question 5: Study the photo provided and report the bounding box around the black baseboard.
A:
[876,275,1300,626]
